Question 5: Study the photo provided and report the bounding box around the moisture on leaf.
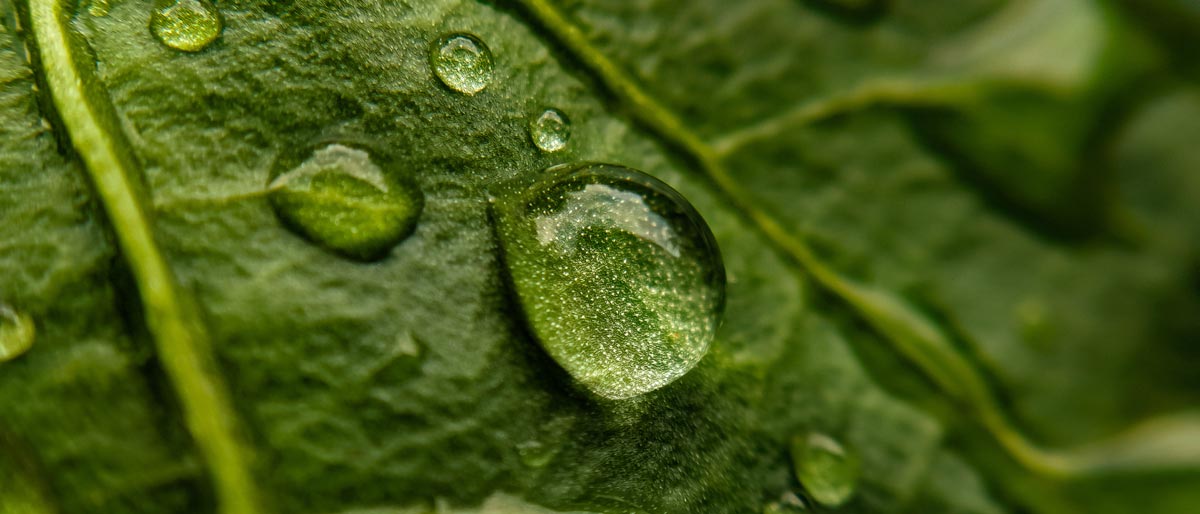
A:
[492,162,725,399]
[1,0,1198,513]
[268,142,424,261]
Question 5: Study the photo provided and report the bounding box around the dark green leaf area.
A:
[0,10,202,514]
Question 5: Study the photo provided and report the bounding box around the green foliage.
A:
[1,0,1197,513]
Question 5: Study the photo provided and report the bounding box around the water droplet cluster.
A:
[493,163,725,399]
[147,5,721,399]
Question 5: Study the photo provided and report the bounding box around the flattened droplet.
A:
[493,163,725,399]
[791,432,861,507]
[0,305,35,363]
[431,33,494,95]
[269,143,424,260]
[150,0,222,52]
[530,108,571,153]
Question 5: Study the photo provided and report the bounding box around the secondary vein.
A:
[25,1,262,512]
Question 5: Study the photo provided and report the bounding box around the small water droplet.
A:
[0,305,35,363]
[762,492,809,514]
[530,108,571,153]
[430,33,494,95]
[790,432,860,507]
[269,143,424,260]
[150,0,222,52]
[516,440,555,468]
[492,163,725,399]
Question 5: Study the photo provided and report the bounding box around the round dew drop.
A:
[0,305,35,363]
[530,108,571,153]
[492,162,725,399]
[431,33,494,95]
[790,432,861,507]
[150,0,222,52]
[269,143,424,261]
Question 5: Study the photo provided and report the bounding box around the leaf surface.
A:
[1,0,1197,513]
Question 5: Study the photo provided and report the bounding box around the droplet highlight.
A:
[790,432,860,507]
[493,163,725,399]
[0,305,35,363]
[431,33,494,95]
[150,0,222,52]
[530,108,571,153]
[269,143,424,261]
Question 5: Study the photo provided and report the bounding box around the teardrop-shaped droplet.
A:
[530,108,571,153]
[790,432,860,507]
[493,163,725,399]
[0,305,35,363]
[431,33,494,95]
[269,143,424,260]
[150,0,222,52]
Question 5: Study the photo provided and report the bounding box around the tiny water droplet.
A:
[0,305,35,363]
[493,163,725,399]
[516,440,555,468]
[431,33,494,95]
[790,432,860,507]
[150,0,222,52]
[530,108,571,153]
[269,143,424,260]
[762,492,809,514]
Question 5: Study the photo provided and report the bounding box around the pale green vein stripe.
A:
[514,0,1073,477]
[26,1,262,513]
[711,78,978,157]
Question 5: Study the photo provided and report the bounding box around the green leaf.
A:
[1,0,1197,513]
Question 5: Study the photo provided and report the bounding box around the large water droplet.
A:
[493,163,725,399]
[790,432,860,507]
[0,305,35,363]
[269,143,424,260]
[431,33,494,95]
[530,108,571,153]
[150,0,222,52]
